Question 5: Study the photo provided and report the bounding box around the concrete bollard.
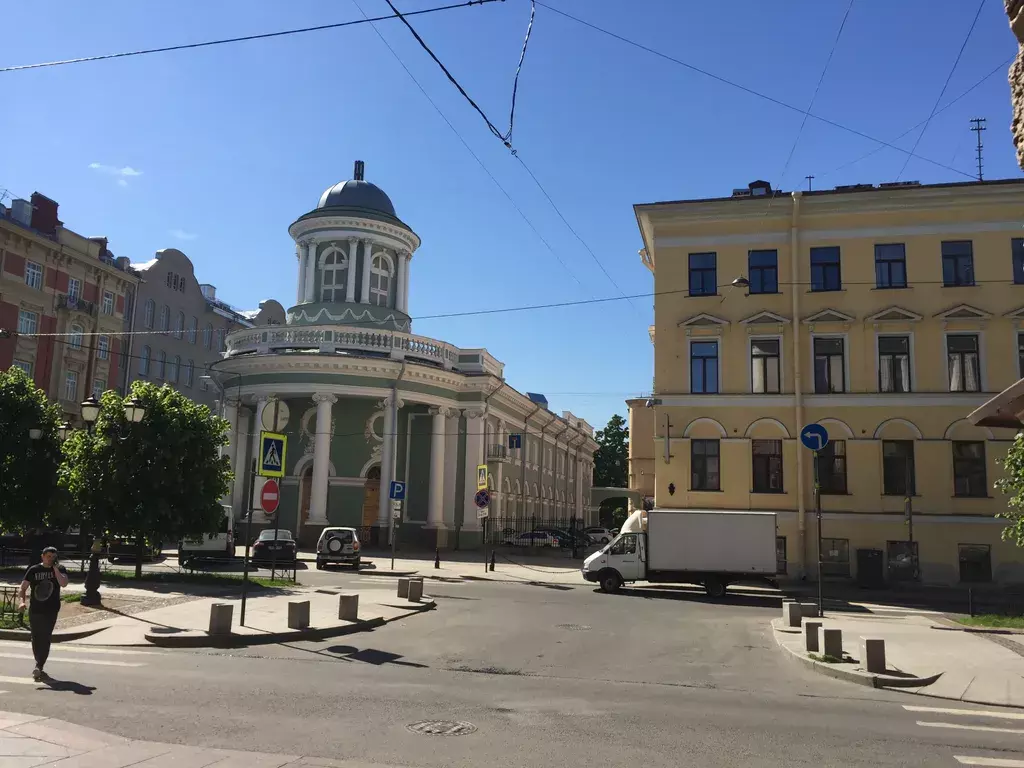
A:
[209,603,233,635]
[783,601,802,628]
[860,637,886,673]
[338,594,359,621]
[397,577,411,599]
[287,600,310,630]
[408,578,423,602]
[819,627,843,660]
[799,602,819,618]
[804,621,822,653]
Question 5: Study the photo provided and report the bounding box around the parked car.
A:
[316,527,361,570]
[584,527,616,546]
[535,527,591,549]
[252,529,297,567]
[501,531,560,548]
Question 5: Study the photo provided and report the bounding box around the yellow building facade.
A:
[632,179,1024,587]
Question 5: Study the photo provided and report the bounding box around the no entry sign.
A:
[260,478,280,515]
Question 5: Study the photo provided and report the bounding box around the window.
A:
[947,334,980,392]
[878,335,911,393]
[748,249,778,294]
[751,338,780,394]
[203,324,213,349]
[813,337,845,394]
[155,350,166,379]
[321,250,349,302]
[941,240,975,287]
[68,278,81,300]
[1014,239,1024,285]
[184,360,194,387]
[887,540,918,583]
[24,261,42,290]
[690,340,719,394]
[144,299,155,329]
[691,439,720,491]
[17,310,38,335]
[64,371,78,401]
[688,252,717,297]
[874,243,907,288]
[776,536,787,575]
[139,346,151,376]
[167,355,179,383]
[810,246,841,292]
[609,535,637,556]
[188,316,198,344]
[752,439,783,493]
[817,440,847,494]
[12,360,32,376]
[882,440,915,496]
[97,335,109,360]
[179,276,186,293]
[369,255,391,307]
[820,538,850,578]
[166,272,172,288]
[101,291,114,316]
[174,311,185,340]
[69,324,84,350]
[92,378,105,399]
[952,441,987,498]
[159,305,170,333]
[958,544,992,583]
[216,328,226,351]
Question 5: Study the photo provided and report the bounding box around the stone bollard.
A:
[338,594,359,621]
[397,577,411,599]
[819,627,843,660]
[783,601,802,628]
[287,600,310,630]
[209,603,233,635]
[860,637,886,674]
[408,578,423,602]
[798,602,819,618]
[804,621,822,653]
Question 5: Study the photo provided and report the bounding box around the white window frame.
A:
[174,311,185,340]
[369,253,394,307]
[67,278,81,301]
[144,299,156,329]
[17,310,38,335]
[748,334,784,394]
[184,359,194,387]
[203,324,213,349]
[139,345,151,376]
[92,378,105,399]
[686,335,723,394]
[97,335,110,360]
[64,370,78,402]
[101,291,114,316]
[69,323,84,350]
[160,305,170,333]
[874,330,916,394]
[155,350,166,379]
[188,316,198,344]
[12,360,32,376]
[943,330,985,393]
[167,355,179,383]
[319,247,350,302]
[24,261,43,290]
[808,331,851,394]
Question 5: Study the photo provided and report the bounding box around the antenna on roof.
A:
[353,160,365,181]
[969,118,986,181]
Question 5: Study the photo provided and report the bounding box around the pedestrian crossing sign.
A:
[259,431,287,478]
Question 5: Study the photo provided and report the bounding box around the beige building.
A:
[631,178,1024,586]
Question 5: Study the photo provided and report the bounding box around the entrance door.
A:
[362,466,381,527]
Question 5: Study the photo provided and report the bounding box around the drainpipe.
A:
[791,191,806,578]
[386,360,408,546]
[519,404,542,517]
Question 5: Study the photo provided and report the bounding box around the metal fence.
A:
[482,516,590,555]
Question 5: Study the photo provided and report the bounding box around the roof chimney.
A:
[353,160,365,181]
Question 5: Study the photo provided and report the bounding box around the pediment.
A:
[802,308,855,324]
[678,313,729,327]
[934,304,990,321]
[1006,305,1024,320]
[740,310,790,325]
[865,306,922,323]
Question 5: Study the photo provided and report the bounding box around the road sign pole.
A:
[391,516,397,571]
[241,457,256,627]
[814,450,823,619]
[483,516,487,574]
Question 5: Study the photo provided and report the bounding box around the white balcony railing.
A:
[487,444,510,463]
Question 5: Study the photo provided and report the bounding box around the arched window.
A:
[144,299,155,329]
[139,346,151,376]
[155,350,166,379]
[167,355,179,383]
[184,360,194,387]
[69,324,84,350]
[159,305,170,333]
[203,324,213,349]
[188,316,198,344]
[320,249,349,302]
[369,254,392,307]
[174,311,185,339]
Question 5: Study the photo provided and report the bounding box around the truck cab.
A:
[582,531,646,592]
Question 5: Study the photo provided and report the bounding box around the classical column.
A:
[402,254,411,312]
[296,244,307,305]
[222,398,240,504]
[396,253,409,313]
[376,395,403,527]
[303,240,316,303]
[426,406,449,529]
[360,239,373,304]
[345,237,358,303]
[462,408,485,531]
[309,393,336,524]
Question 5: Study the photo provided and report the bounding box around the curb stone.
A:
[0,626,106,643]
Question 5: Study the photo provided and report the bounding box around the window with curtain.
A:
[878,335,911,393]
[369,255,391,306]
[751,338,780,393]
[139,346,151,376]
[813,337,845,393]
[947,334,980,392]
[321,250,349,302]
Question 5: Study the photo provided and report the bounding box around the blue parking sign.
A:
[389,481,406,501]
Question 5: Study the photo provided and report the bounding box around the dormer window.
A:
[369,254,393,307]
[321,249,349,302]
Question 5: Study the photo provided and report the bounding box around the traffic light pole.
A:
[240,458,257,627]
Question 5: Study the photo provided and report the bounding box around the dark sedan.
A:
[252,529,297,566]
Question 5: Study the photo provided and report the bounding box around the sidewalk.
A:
[354,550,587,585]
[773,612,1024,708]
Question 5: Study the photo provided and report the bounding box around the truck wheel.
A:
[704,578,727,599]
[599,570,622,593]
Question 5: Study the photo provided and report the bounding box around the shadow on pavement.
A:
[612,586,784,610]
[41,677,95,695]
[325,645,429,668]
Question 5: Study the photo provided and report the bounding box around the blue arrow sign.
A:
[389,481,406,501]
[800,423,829,452]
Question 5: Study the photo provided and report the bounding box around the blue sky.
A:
[2,0,1022,431]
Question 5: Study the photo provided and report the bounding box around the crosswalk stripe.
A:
[0,642,155,656]
[0,652,143,668]
[0,675,47,686]
[916,721,1024,735]
[904,705,1024,721]
[955,757,1024,767]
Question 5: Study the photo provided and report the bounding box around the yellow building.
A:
[631,178,1024,587]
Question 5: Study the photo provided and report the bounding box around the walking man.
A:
[19,547,69,681]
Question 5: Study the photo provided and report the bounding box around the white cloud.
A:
[169,228,197,241]
[116,179,128,188]
[88,163,143,178]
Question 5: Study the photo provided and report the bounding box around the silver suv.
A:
[315,527,361,570]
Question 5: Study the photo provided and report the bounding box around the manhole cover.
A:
[406,720,477,737]
[557,623,591,631]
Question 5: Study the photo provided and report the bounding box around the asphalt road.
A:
[0,573,1020,767]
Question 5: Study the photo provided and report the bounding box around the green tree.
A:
[994,433,1024,547]
[0,367,64,532]
[59,382,232,577]
[593,414,629,488]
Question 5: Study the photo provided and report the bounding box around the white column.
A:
[231,406,251,518]
[303,241,316,303]
[222,399,240,504]
[251,396,272,518]
[462,408,485,531]
[345,237,358,303]
[360,239,373,304]
[403,254,411,312]
[310,393,335,524]
[396,253,408,313]
[376,395,402,527]
[427,406,449,529]
[296,244,307,305]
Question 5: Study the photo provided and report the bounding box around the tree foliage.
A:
[0,367,65,531]
[59,382,232,575]
[994,432,1024,547]
[593,414,629,489]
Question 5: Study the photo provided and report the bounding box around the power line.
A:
[534,1,977,180]
[896,0,985,181]
[0,0,503,73]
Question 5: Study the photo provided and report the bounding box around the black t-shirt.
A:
[22,563,67,614]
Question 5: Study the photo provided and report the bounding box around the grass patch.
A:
[955,614,1024,629]
[61,593,82,604]
[808,653,845,664]
[0,613,27,630]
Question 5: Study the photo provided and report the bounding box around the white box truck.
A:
[581,508,777,597]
